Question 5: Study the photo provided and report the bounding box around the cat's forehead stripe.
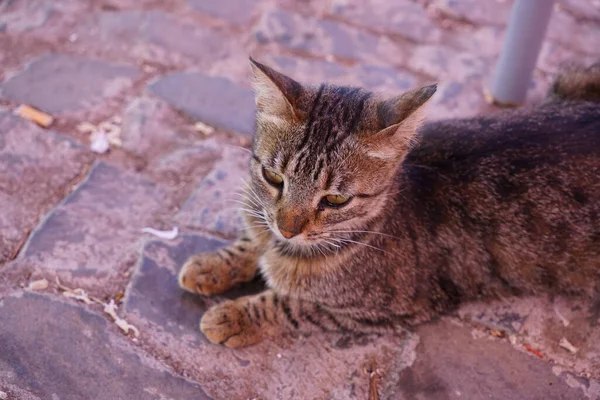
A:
[292,86,371,177]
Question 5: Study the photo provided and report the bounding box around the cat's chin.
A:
[273,238,337,259]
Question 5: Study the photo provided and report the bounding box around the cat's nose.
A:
[277,213,308,239]
[279,229,297,239]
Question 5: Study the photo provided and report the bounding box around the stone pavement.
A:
[1,0,599,398]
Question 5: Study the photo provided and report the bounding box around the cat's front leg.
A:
[178,235,260,295]
[200,290,394,347]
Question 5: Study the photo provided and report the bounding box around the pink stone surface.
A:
[1,0,599,397]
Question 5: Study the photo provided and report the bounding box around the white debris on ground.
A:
[141,226,179,240]
[77,116,122,154]
[559,338,579,354]
[27,278,49,290]
[56,278,140,338]
[193,121,215,135]
[0,390,7,399]
[103,300,140,337]
[63,288,93,304]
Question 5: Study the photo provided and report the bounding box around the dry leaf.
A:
[490,329,505,338]
[63,288,93,304]
[27,278,49,291]
[104,299,140,337]
[76,122,97,133]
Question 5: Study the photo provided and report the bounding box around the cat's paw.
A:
[178,253,232,295]
[200,301,260,348]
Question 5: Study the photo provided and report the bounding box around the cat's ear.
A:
[249,57,305,122]
[364,84,437,160]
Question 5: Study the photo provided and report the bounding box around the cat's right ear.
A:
[249,58,305,123]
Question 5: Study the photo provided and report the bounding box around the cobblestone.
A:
[266,55,418,94]
[150,72,256,136]
[22,162,173,294]
[186,0,259,24]
[1,0,600,397]
[329,0,442,43]
[74,10,236,67]
[0,53,140,114]
[175,146,250,238]
[0,292,212,400]
[254,9,409,65]
[0,112,92,264]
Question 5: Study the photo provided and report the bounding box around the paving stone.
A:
[444,25,505,58]
[0,53,140,115]
[0,292,212,400]
[0,112,92,265]
[558,0,600,21]
[431,0,514,26]
[150,72,256,136]
[125,234,266,339]
[186,0,258,24]
[266,55,417,95]
[120,96,205,162]
[254,9,408,65]
[537,41,599,75]
[385,319,590,399]
[459,296,600,381]
[407,44,489,82]
[75,10,234,67]
[0,0,53,33]
[175,146,250,238]
[547,10,600,56]
[329,0,442,43]
[22,162,173,294]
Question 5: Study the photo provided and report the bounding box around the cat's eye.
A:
[262,167,284,187]
[321,194,352,208]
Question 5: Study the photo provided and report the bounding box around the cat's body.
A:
[179,62,600,347]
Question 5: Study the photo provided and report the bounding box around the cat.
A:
[178,59,600,348]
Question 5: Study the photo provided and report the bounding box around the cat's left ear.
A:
[364,84,437,160]
[249,57,306,122]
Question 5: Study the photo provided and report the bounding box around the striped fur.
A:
[179,61,600,348]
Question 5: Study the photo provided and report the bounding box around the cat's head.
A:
[246,58,436,256]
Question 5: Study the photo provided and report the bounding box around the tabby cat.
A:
[179,60,600,348]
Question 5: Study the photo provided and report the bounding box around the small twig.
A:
[524,344,544,358]
[366,358,380,400]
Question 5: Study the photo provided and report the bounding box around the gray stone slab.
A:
[175,146,250,237]
[186,0,258,24]
[431,0,513,26]
[254,9,408,65]
[386,319,591,399]
[150,72,256,136]
[0,112,92,265]
[266,55,417,95]
[75,10,233,67]
[0,292,212,400]
[125,234,266,339]
[0,53,140,114]
[329,0,442,43]
[22,162,172,293]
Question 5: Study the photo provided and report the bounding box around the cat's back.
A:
[398,101,600,297]
[408,101,600,170]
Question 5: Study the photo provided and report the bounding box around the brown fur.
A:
[179,60,600,347]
